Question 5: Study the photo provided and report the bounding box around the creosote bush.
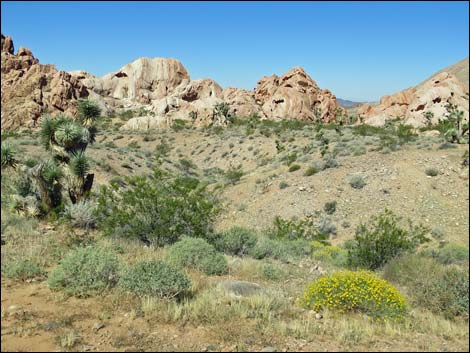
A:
[301,270,407,320]
[120,260,191,298]
[48,246,120,297]
[214,226,257,256]
[166,237,228,275]
[347,209,429,270]
[437,243,469,264]
[95,167,217,246]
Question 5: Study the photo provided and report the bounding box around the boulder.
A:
[223,87,262,118]
[217,280,263,297]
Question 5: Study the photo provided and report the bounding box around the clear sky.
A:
[1,1,469,101]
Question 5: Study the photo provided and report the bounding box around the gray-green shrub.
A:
[120,260,190,298]
[215,227,257,256]
[166,237,228,275]
[48,246,120,297]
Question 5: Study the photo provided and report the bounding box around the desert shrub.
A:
[431,227,444,239]
[261,263,285,281]
[23,157,39,168]
[2,259,45,281]
[215,227,257,256]
[311,241,348,267]
[62,200,97,229]
[120,260,190,298]
[383,255,469,319]
[322,155,338,169]
[249,237,312,261]
[304,165,320,176]
[347,209,429,270]
[282,152,298,166]
[279,181,289,189]
[171,119,188,131]
[288,164,301,172]
[425,167,439,177]
[166,237,228,275]
[268,216,329,243]
[323,201,337,215]
[48,246,120,297]
[225,166,243,185]
[317,217,337,235]
[349,174,366,189]
[437,243,469,264]
[95,167,218,246]
[13,173,35,197]
[301,270,407,320]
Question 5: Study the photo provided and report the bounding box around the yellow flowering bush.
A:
[301,270,407,319]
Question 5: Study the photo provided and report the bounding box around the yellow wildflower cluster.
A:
[301,270,407,319]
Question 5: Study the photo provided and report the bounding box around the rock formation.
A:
[1,34,89,130]
[1,34,343,131]
[254,67,343,123]
[358,71,469,127]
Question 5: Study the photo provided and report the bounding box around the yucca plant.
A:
[30,160,63,213]
[1,142,18,170]
[67,151,93,203]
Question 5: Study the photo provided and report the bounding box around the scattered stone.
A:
[93,322,105,331]
[315,313,323,320]
[260,347,277,352]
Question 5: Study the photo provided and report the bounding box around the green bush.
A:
[383,255,469,319]
[95,167,218,246]
[288,164,301,172]
[215,227,257,256]
[425,167,439,177]
[304,165,320,176]
[268,216,329,243]
[279,181,289,189]
[249,237,312,261]
[166,237,228,275]
[225,166,244,185]
[349,174,366,189]
[437,243,469,264]
[311,241,348,267]
[120,260,190,298]
[48,246,120,297]
[323,201,337,215]
[2,260,45,281]
[301,270,407,320]
[347,209,429,270]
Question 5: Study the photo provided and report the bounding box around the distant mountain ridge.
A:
[336,98,363,109]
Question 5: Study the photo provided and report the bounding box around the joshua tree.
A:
[443,103,467,144]
[38,99,100,207]
[212,102,231,126]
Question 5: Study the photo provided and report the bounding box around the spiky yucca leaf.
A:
[54,122,83,148]
[39,116,56,150]
[69,151,90,178]
[77,99,101,125]
[1,142,18,169]
[40,160,63,185]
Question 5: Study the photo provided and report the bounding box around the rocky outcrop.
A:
[2,34,343,131]
[358,72,469,127]
[222,87,261,118]
[1,34,89,130]
[254,67,343,123]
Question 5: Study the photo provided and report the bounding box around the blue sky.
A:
[1,1,468,101]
